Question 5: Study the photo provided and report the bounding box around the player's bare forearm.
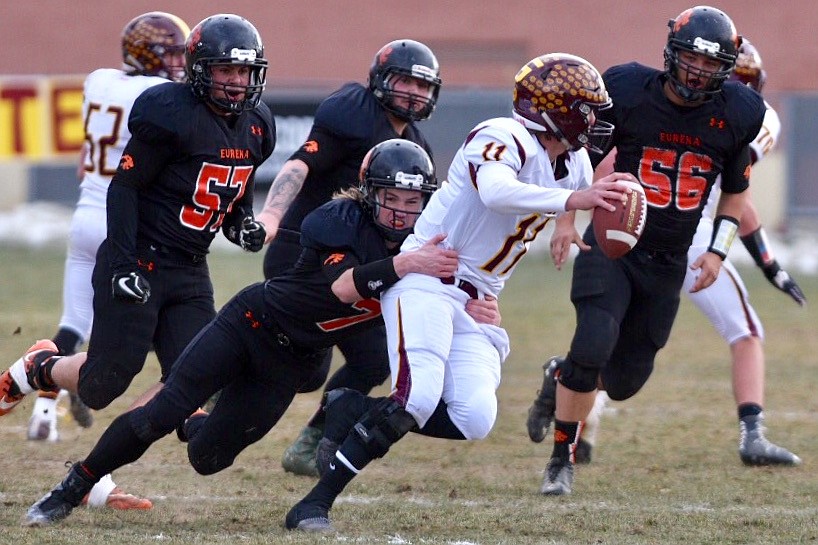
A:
[550,212,585,270]
[393,233,458,278]
[256,159,309,243]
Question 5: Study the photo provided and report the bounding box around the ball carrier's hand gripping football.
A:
[592,180,647,259]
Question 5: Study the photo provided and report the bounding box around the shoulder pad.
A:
[300,199,367,250]
[462,117,536,172]
[722,82,767,144]
[128,83,191,144]
[603,63,659,107]
[313,83,377,139]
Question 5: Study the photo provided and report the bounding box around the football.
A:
[592,180,647,259]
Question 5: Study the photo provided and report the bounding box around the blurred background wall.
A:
[2,0,817,231]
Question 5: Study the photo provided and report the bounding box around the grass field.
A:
[1,245,816,544]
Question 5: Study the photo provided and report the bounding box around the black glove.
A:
[238,217,266,252]
[762,261,807,306]
[112,271,151,304]
[740,227,806,307]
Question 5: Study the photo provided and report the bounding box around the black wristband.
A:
[708,215,739,260]
[352,257,400,298]
[739,226,775,268]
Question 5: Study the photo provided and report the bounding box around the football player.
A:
[285,53,635,532]
[0,11,273,511]
[528,38,804,468]
[19,139,501,527]
[16,11,189,510]
[256,39,443,477]
[527,6,774,497]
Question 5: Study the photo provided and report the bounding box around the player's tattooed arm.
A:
[256,159,309,243]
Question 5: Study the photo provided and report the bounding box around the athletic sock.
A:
[551,419,580,461]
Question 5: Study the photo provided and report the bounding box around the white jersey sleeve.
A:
[403,117,593,297]
[77,69,169,207]
[749,101,780,163]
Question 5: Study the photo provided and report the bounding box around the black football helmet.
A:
[512,53,613,154]
[369,40,442,122]
[729,39,766,93]
[360,139,438,243]
[185,14,267,113]
[121,12,190,82]
[664,5,741,102]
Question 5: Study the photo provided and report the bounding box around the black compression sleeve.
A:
[352,258,400,298]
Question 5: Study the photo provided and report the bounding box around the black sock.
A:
[52,328,82,356]
[738,403,763,420]
[83,412,154,478]
[301,432,374,510]
[37,354,60,391]
[551,419,580,461]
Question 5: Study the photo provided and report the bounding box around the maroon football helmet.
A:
[729,39,766,93]
[122,12,190,81]
[512,53,613,153]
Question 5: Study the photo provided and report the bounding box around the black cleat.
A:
[285,501,333,532]
[526,357,561,443]
[24,463,95,526]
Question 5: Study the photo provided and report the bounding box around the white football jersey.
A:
[402,117,593,297]
[700,102,781,222]
[78,69,169,207]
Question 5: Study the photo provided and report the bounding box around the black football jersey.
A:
[279,82,433,231]
[264,198,394,347]
[122,82,276,256]
[595,63,765,253]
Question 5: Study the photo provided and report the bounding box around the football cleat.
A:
[739,413,802,466]
[540,457,574,496]
[24,462,95,526]
[82,487,153,510]
[1,339,59,416]
[68,392,94,428]
[315,437,340,477]
[27,413,59,442]
[281,425,323,477]
[285,501,333,532]
[526,357,561,443]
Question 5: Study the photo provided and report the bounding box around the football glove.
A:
[239,217,266,252]
[112,271,151,304]
[762,261,807,306]
[740,226,806,307]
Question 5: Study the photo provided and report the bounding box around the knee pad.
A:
[602,358,654,401]
[417,400,466,440]
[78,365,135,411]
[129,406,172,444]
[557,356,599,393]
[188,445,232,476]
[352,397,418,460]
[569,307,620,369]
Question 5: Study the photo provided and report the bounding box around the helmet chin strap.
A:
[540,111,576,151]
